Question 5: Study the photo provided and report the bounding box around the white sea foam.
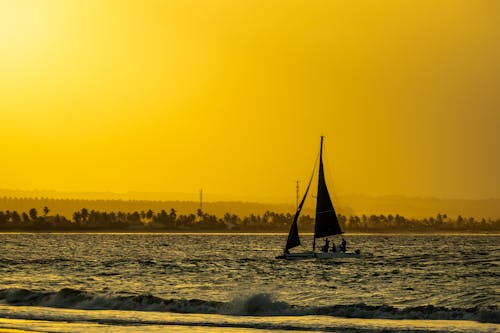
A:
[0,288,498,324]
[223,292,289,315]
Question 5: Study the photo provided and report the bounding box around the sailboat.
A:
[276,136,361,260]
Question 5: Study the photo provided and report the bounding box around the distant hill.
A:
[0,197,304,218]
[0,189,498,218]
[340,195,500,219]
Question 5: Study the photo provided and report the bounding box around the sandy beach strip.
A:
[0,329,43,333]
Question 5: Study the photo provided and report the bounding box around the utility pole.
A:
[199,189,203,212]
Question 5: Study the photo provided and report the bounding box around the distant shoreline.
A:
[2,195,500,219]
[0,230,498,235]
[2,206,499,233]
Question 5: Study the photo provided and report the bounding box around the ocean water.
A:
[0,233,498,332]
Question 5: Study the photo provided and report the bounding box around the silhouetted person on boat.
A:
[321,238,330,252]
[340,238,347,252]
[330,243,337,252]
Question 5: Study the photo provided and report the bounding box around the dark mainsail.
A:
[285,169,314,251]
[314,137,342,239]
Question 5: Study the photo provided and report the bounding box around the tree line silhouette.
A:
[0,196,324,221]
[0,208,498,232]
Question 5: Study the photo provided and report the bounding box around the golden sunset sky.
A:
[0,0,499,202]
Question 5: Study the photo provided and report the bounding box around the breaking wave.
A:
[0,288,498,324]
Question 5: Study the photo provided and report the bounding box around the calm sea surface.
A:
[0,233,498,332]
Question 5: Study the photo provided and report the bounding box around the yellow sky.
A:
[0,0,499,202]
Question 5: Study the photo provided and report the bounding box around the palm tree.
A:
[22,212,30,223]
[196,208,204,222]
[81,208,89,223]
[29,208,38,221]
[169,208,177,221]
[43,206,50,216]
[73,211,82,224]
[11,211,21,225]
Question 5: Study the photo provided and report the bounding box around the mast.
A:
[314,136,342,248]
[312,136,324,252]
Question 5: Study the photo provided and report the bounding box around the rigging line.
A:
[296,149,320,213]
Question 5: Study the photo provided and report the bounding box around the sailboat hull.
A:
[276,251,361,260]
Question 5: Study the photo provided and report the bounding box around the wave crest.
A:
[223,292,289,315]
[0,288,498,323]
